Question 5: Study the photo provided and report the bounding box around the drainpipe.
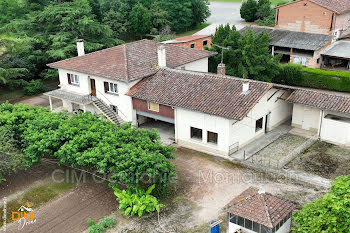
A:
[318,110,324,138]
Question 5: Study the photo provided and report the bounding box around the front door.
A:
[90,79,96,96]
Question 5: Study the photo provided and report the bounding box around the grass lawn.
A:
[176,23,210,37]
[0,181,78,226]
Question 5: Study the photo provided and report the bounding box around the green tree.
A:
[240,0,258,22]
[209,25,281,82]
[190,0,211,27]
[129,3,152,38]
[293,176,350,233]
[150,1,170,34]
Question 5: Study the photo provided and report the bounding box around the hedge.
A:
[301,68,350,92]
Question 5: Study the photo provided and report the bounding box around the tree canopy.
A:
[208,24,281,82]
[293,176,350,233]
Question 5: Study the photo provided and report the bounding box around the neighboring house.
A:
[240,26,333,68]
[320,40,350,70]
[127,68,293,157]
[275,0,350,36]
[163,35,212,50]
[287,89,350,146]
[224,187,295,233]
[45,39,215,125]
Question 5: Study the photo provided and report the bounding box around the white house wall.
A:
[176,58,209,72]
[175,107,231,157]
[58,68,139,122]
[291,104,320,132]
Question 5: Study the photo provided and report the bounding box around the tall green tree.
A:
[129,3,152,38]
[209,24,281,82]
[240,0,258,22]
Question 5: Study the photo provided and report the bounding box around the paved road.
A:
[207,1,243,24]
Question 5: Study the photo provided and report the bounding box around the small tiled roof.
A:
[276,0,350,14]
[321,41,350,59]
[164,35,211,44]
[240,26,332,51]
[127,68,272,120]
[286,89,350,114]
[224,187,296,228]
[47,40,216,82]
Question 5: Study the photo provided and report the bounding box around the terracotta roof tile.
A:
[127,69,272,120]
[47,40,216,82]
[286,89,350,114]
[223,187,296,228]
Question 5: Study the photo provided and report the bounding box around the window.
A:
[190,127,202,140]
[67,73,79,85]
[245,219,253,230]
[111,105,118,113]
[256,117,263,132]
[207,131,218,144]
[148,101,159,112]
[104,82,118,94]
[253,222,260,232]
[190,43,195,48]
[203,40,208,46]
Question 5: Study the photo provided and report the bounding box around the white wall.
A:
[292,104,320,132]
[229,88,293,149]
[175,107,231,157]
[228,218,291,233]
[276,218,292,233]
[58,68,139,122]
[176,58,209,72]
[320,111,350,146]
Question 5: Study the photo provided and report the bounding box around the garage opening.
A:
[137,115,175,145]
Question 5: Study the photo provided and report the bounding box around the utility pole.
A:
[213,44,230,64]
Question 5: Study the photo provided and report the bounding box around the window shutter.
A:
[67,73,71,84]
[104,82,108,93]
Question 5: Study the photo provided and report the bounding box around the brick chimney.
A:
[77,39,85,56]
[157,45,167,68]
[217,63,226,75]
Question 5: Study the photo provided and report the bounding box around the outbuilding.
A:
[224,187,296,233]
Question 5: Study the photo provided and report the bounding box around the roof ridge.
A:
[260,194,273,228]
[123,44,129,81]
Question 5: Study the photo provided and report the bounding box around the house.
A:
[320,40,350,70]
[162,35,212,50]
[240,26,333,68]
[286,88,350,146]
[275,0,350,36]
[44,39,216,125]
[224,187,295,233]
[127,68,293,157]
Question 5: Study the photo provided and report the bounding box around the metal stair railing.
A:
[94,90,127,120]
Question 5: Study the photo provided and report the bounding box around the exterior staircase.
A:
[92,99,126,127]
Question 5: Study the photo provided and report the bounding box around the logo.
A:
[11,203,36,230]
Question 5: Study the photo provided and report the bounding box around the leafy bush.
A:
[0,103,176,189]
[273,63,304,85]
[87,217,116,233]
[255,12,276,27]
[23,80,44,96]
[99,217,116,228]
[301,68,350,92]
[88,224,105,233]
[293,176,350,232]
[240,0,258,22]
[114,184,164,217]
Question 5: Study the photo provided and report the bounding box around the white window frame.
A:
[69,73,80,85]
[148,101,159,112]
[107,82,118,94]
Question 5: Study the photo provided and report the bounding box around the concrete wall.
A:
[175,107,231,157]
[58,68,138,122]
[292,104,321,132]
[276,0,335,34]
[321,111,350,146]
[175,58,209,72]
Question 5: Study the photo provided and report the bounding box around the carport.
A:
[321,41,350,71]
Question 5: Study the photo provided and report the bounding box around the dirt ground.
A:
[288,141,350,179]
[1,148,325,233]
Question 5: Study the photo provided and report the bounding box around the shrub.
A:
[256,0,273,19]
[113,184,164,217]
[87,218,96,227]
[293,176,350,232]
[240,0,258,22]
[273,63,304,85]
[88,224,105,233]
[99,217,116,228]
[23,80,44,96]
